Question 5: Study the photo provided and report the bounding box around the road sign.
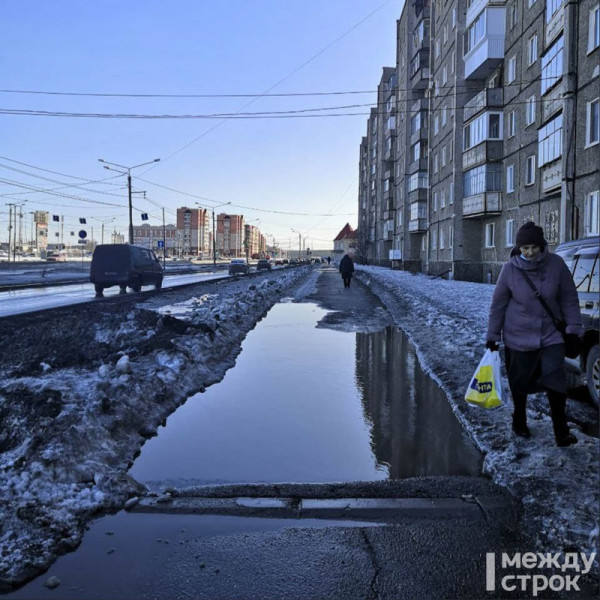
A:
[78,230,87,239]
[78,239,87,245]
[157,240,164,248]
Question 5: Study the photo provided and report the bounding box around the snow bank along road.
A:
[354,266,599,578]
[0,263,597,591]
[0,266,314,590]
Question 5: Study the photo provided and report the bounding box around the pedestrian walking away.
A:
[327,255,331,265]
[486,222,583,447]
[339,252,355,288]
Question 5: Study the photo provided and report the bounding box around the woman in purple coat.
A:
[486,222,583,446]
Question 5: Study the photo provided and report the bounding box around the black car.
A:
[90,244,163,296]
[256,259,272,271]
[558,242,599,406]
[228,259,250,275]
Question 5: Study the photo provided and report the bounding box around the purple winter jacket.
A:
[486,248,583,351]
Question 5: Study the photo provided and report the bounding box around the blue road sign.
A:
[78,230,87,239]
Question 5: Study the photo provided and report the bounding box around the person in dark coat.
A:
[486,222,583,446]
[339,252,355,288]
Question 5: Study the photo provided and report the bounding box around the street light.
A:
[90,217,116,245]
[197,201,231,267]
[98,158,160,244]
[291,228,302,261]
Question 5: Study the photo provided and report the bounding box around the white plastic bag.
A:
[464,349,503,409]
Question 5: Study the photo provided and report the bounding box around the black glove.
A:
[485,340,499,352]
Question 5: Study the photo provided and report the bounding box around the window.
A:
[507,165,515,193]
[508,110,516,137]
[433,191,439,211]
[435,40,441,58]
[590,5,600,52]
[442,105,448,126]
[541,36,563,95]
[371,164,376,175]
[449,225,454,248]
[463,112,504,150]
[411,141,421,162]
[440,228,445,249]
[485,223,496,248]
[442,66,448,85]
[421,236,427,252]
[538,113,563,166]
[528,35,538,66]
[443,25,448,45]
[464,11,486,55]
[526,96,536,126]
[434,115,439,135]
[507,55,517,83]
[585,191,600,235]
[528,0,537,7]
[506,219,515,247]
[433,154,439,173]
[546,0,562,22]
[450,139,454,159]
[586,99,600,146]
[452,7,457,28]
[431,229,437,250]
[449,185,454,204]
[451,51,456,74]
[407,172,429,192]
[526,155,536,185]
[463,164,502,196]
[441,146,447,167]
[440,189,446,207]
[509,3,517,29]
[411,112,422,134]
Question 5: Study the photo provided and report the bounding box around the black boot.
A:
[548,391,578,447]
[511,393,531,438]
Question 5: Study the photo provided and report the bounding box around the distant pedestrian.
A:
[486,222,583,447]
[339,252,354,288]
[327,256,331,265]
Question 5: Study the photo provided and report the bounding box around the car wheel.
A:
[94,284,104,297]
[131,280,142,293]
[586,344,599,407]
[119,285,127,295]
[155,277,163,290]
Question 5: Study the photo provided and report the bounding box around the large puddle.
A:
[130,301,482,488]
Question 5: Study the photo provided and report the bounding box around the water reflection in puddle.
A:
[130,302,481,487]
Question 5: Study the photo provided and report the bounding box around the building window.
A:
[463,164,502,196]
[528,0,537,7]
[441,146,447,167]
[442,66,448,85]
[508,110,516,137]
[440,189,446,207]
[449,185,454,204]
[506,219,515,247]
[442,105,448,126]
[443,25,448,45]
[507,55,517,83]
[411,112,422,134]
[526,155,536,185]
[421,236,427,252]
[433,154,439,173]
[586,99,600,146]
[434,115,440,135]
[452,7,457,28]
[546,0,562,22]
[464,11,486,55]
[528,34,538,66]
[440,228,445,249]
[585,191,600,235]
[407,172,429,192]
[526,95,536,126]
[538,113,563,166]
[449,225,454,248]
[509,3,517,29]
[507,165,515,193]
[435,40,441,58]
[431,229,437,250]
[463,112,503,150]
[451,51,456,74]
[541,36,564,95]
[485,223,496,248]
[433,191,439,211]
[590,5,600,52]
[411,141,421,162]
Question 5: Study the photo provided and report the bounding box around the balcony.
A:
[541,161,562,193]
[542,80,565,122]
[466,0,505,27]
[384,144,394,162]
[409,218,428,233]
[407,158,429,174]
[463,8,506,80]
[383,187,393,201]
[410,50,430,90]
[546,3,565,47]
[462,140,503,170]
[464,88,503,122]
[462,192,502,218]
[410,126,429,145]
[411,67,430,89]
[408,188,428,203]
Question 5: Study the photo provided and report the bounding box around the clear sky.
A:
[1,1,401,251]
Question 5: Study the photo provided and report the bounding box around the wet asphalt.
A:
[9,266,587,600]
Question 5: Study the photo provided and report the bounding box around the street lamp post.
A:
[98,158,160,244]
[291,228,302,261]
[206,202,231,267]
[91,217,116,245]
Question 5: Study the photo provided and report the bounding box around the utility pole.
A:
[162,207,166,268]
[7,204,12,262]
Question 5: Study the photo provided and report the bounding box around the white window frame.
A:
[586,98,600,147]
[452,7,457,28]
[485,223,496,248]
[526,95,536,126]
[585,191,600,235]
[440,189,446,208]
[449,185,454,204]
[538,113,563,166]
[431,229,438,250]
[443,24,448,45]
[528,35,538,66]
[451,51,456,74]
[507,55,517,83]
[435,40,441,58]
[441,146,447,167]
[442,105,448,126]
[506,219,515,247]
[433,191,439,211]
[526,155,536,185]
[507,164,515,193]
[440,228,445,249]
[528,0,537,7]
[421,236,427,252]
[434,115,440,135]
[442,66,448,85]
[433,154,439,174]
[589,5,600,53]
[449,225,454,248]
[508,110,516,137]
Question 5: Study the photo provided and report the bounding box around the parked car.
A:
[275,259,283,265]
[558,241,599,406]
[45,250,67,262]
[228,258,249,275]
[282,259,289,265]
[555,235,599,270]
[90,244,163,296]
[256,259,272,271]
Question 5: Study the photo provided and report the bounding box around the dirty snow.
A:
[355,265,599,566]
[0,263,597,591]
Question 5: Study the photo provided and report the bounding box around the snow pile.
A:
[0,267,311,590]
[356,265,599,562]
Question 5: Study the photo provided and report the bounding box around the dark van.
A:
[90,244,163,296]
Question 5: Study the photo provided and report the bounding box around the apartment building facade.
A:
[358,0,600,282]
[176,207,210,256]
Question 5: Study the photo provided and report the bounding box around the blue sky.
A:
[1,1,401,250]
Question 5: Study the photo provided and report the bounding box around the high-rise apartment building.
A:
[176,207,210,256]
[358,0,600,282]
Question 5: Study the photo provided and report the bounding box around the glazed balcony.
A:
[464,88,503,122]
[462,191,502,218]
